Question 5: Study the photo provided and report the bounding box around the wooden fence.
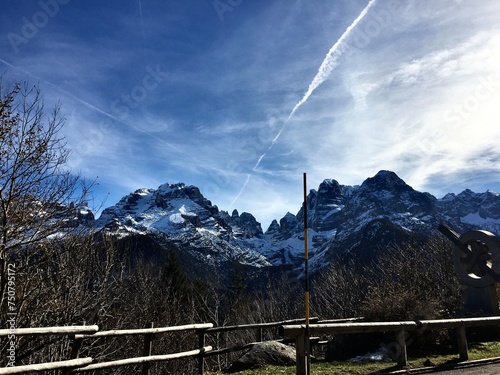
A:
[69,323,214,374]
[0,318,310,374]
[0,326,98,374]
[1,316,499,374]
[0,323,213,374]
[280,316,500,375]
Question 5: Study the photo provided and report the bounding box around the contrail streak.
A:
[231,0,378,206]
[230,174,250,206]
[257,0,378,171]
[286,0,378,123]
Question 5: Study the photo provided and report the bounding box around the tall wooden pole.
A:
[303,172,311,375]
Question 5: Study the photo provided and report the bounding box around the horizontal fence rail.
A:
[204,317,319,334]
[280,316,500,336]
[74,323,213,339]
[71,347,213,373]
[0,325,98,337]
[0,358,93,375]
[0,326,99,374]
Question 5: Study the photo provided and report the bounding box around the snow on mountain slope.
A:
[95,172,500,272]
[96,183,271,267]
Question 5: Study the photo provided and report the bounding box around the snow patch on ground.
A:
[348,347,391,363]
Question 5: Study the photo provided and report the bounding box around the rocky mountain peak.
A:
[225,210,263,239]
[360,170,412,193]
[290,178,347,234]
[318,179,343,196]
[154,183,218,214]
[457,188,475,198]
[270,212,298,240]
[313,179,345,231]
[266,219,280,235]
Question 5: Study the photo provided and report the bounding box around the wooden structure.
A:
[70,323,213,374]
[0,318,311,374]
[1,316,500,374]
[280,316,500,375]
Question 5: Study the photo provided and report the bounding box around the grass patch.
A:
[206,340,500,375]
[469,340,500,360]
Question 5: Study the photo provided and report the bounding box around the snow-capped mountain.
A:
[262,170,500,268]
[95,171,500,272]
[96,183,271,268]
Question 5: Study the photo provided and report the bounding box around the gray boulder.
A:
[225,341,296,373]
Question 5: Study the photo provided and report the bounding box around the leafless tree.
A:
[360,237,461,321]
[0,81,90,319]
[311,259,366,319]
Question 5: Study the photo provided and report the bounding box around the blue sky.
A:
[1,0,500,230]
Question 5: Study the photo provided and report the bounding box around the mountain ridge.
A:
[94,170,500,272]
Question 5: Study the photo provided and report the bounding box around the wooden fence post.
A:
[396,328,408,367]
[197,329,206,375]
[255,328,263,342]
[68,335,83,360]
[457,326,469,361]
[67,321,86,362]
[295,330,307,375]
[62,335,83,375]
[142,322,154,375]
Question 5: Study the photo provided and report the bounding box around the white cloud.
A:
[2,1,500,226]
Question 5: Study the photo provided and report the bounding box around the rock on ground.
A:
[224,341,296,373]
